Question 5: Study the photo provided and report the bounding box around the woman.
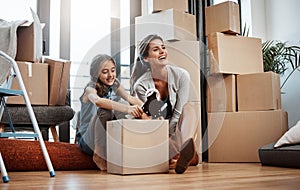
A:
[131,34,199,174]
[77,54,144,171]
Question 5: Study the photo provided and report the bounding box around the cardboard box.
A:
[208,32,264,75]
[237,72,281,111]
[135,8,197,42]
[207,110,288,162]
[107,119,169,175]
[165,41,201,102]
[44,57,71,106]
[153,0,188,13]
[205,1,240,35]
[15,10,43,62]
[7,62,48,105]
[206,74,236,112]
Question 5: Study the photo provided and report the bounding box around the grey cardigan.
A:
[134,65,190,134]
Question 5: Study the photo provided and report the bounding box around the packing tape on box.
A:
[25,62,32,77]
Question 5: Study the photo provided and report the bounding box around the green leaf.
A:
[262,40,300,88]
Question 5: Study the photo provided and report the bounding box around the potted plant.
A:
[262,40,300,88]
[241,24,300,87]
[262,40,300,128]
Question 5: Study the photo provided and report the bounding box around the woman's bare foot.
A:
[169,153,179,169]
[189,152,199,166]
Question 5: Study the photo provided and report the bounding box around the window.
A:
[0,0,37,21]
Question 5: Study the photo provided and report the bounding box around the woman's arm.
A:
[134,83,148,103]
[174,69,190,112]
[169,69,190,133]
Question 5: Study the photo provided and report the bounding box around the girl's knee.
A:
[97,108,114,120]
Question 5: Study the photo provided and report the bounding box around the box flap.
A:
[30,8,43,63]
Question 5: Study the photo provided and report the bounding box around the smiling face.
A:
[143,38,168,67]
[98,60,116,86]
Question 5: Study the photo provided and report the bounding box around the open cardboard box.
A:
[44,57,71,106]
[15,9,44,62]
[107,119,169,175]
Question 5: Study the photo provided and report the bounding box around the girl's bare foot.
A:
[93,153,107,171]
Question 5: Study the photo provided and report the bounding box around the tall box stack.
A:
[138,0,202,162]
[205,1,288,163]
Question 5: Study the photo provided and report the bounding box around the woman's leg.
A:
[178,102,199,143]
[169,129,182,169]
[174,102,200,173]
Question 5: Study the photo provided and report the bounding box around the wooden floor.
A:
[1,163,300,190]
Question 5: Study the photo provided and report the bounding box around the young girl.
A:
[131,34,199,174]
[77,54,144,171]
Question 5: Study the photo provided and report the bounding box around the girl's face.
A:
[143,38,168,67]
[98,60,116,86]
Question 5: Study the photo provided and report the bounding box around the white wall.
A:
[251,0,300,43]
[250,0,300,128]
[250,0,267,41]
[265,0,300,43]
[0,0,37,21]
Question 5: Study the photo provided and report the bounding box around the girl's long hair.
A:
[87,54,119,97]
[130,34,163,95]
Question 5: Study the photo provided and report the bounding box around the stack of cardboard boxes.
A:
[205,1,288,162]
[6,11,71,106]
[135,0,202,130]
[136,0,202,160]
[106,0,202,175]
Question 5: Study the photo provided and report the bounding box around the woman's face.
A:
[143,38,168,67]
[98,60,116,86]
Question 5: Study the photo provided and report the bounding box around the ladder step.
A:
[0,132,39,138]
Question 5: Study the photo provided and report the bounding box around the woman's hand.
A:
[127,105,144,118]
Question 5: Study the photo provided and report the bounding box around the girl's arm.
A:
[115,85,144,107]
[85,86,143,117]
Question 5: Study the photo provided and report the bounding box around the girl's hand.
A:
[128,105,144,118]
[140,112,151,120]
